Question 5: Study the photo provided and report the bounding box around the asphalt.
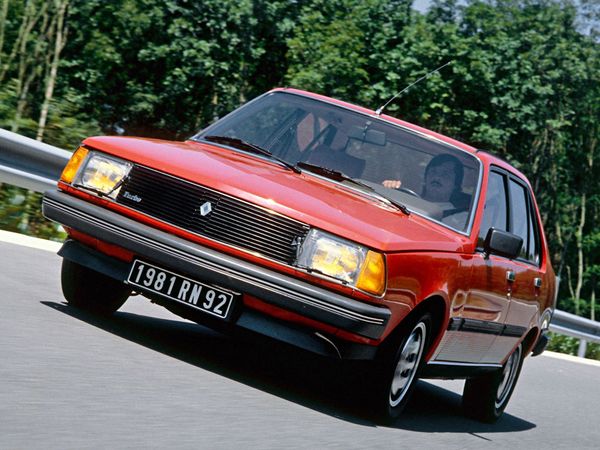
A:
[1,239,599,449]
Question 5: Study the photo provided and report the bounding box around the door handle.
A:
[534,277,542,288]
[506,270,515,282]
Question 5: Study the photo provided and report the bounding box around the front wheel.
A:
[61,258,131,315]
[371,313,431,421]
[463,343,524,423]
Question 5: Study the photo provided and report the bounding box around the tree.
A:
[36,0,69,142]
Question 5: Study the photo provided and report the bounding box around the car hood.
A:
[83,136,470,253]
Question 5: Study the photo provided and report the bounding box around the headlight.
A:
[297,229,385,295]
[68,150,132,199]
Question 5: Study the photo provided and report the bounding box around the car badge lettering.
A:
[199,201,212,216]
[123,191,142,203]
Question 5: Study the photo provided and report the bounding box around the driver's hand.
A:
[382,180,401,189]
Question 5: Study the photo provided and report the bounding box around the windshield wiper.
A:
[296,162,410,215]
[202,135,301,173]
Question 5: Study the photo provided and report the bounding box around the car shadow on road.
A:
[41,300,535,434]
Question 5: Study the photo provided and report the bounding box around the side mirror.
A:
[483,228,523,260]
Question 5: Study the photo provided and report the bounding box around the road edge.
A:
[0,229,62,253]
[542,350,600,367]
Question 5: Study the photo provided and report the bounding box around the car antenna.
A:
[374,61,452,116]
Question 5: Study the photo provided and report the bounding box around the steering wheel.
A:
[397,187,421,198]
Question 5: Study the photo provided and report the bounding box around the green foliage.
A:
[0,80,22,127]
[286,0,372,99]
[0,185,66,241]
[62,0,307,138]
[547,332,600,361]
[41,89,101,149]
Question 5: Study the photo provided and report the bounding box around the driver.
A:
[383,154,470,210]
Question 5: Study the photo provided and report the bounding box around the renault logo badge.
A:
[199,201,212,216]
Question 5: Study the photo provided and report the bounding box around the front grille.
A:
[116,165,310,265]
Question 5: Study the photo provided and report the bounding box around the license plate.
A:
[127,260,236,320]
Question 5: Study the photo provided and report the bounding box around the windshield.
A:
[194,91,481,233]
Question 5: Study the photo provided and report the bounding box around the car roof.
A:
[475,150,533,188]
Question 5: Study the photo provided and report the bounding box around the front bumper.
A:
[43,189,391,357]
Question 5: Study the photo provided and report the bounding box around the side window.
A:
[527,200,541,264]
[508,180,528,259]
[477,171,508,247]
[508,177,541,265]
[295,113,316,151]
[295,113,329,152]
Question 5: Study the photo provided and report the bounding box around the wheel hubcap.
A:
[389,322,427,407]
[495,344,522,408]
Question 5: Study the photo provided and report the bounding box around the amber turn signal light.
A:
[356,250,386,296]
[60,147,88,184]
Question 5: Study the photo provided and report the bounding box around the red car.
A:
[43,88,556,423]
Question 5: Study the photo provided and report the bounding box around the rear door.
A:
[499,176,548,347]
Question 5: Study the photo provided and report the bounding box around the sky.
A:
[411,0,598,35]
[413,0,431,12]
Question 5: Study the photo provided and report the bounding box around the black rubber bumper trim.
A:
[448,317,527,338]
[422,361,502,379]
[42,190,390,340]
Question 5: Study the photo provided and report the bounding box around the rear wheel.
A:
[61,258,130,315]
[463,343,524,423]
[370,313,432,421]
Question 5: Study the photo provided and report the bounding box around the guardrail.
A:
[549,309,600,357]
[1,127,600,358]
[0,128,71,192]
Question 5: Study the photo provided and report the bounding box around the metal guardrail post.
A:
[0,128,70,192]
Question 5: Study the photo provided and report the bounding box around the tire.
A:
[463,343,524,423]
[61,258,131,315]
[371,313,432,422]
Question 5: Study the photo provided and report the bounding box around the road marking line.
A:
[543,350,600,367]
[0,229,62,252]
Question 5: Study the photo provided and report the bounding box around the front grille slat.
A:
[116,166,310,264]
[209,203,308,234]
[199,223,297,256]
[203,210,301,242]
[201,223,295,250]
[198,219,295,248]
